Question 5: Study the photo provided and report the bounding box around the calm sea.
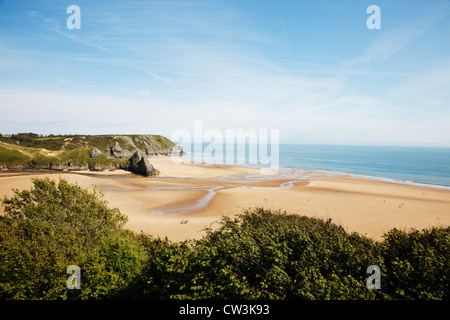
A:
[278,144,450,189]
[179,143,450,189]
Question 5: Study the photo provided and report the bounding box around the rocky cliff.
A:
[0,133,183,176]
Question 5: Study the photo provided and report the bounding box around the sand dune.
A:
[1,156,449,242]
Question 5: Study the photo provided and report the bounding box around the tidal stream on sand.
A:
[101,169,342,215]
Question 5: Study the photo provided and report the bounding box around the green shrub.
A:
[382,227,449,299]
[0,178,140,300]
[97,229,147,285]
[0,217,87,299]
[2,177,128,240]
[134,208,384,300]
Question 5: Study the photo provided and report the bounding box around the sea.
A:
[179,143,450,190]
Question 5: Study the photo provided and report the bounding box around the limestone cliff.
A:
[0,133,183,176]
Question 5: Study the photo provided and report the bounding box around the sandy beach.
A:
[1,156,449,242]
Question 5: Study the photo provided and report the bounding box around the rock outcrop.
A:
[89,147,102,159]
[126,151,157,177]
[171,145,184,156]
[108,135,182,158]
[110,141,132,159]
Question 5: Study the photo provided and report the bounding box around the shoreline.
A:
[1,156,449,242]
[178,149,450,190]
[196,160,450,191]
[2,155,450,191]
[344,172,450,191]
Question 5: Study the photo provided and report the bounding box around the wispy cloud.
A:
[384,57,450,116]
[144,70,173,86]
[55,77,72,87]
[25,10,111,52]
[52,27,111,52]
[342,2,450,73]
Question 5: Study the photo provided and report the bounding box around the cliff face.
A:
[0,133,183,176]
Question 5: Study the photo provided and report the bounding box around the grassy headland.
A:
[0,133,177,174]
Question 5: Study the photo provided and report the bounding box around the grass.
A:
[0,144,31,166]
[152,135,175,149]
[0,135,67,151]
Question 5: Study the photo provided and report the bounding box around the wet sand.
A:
[1,156,449,242]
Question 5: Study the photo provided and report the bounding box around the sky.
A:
[0,0,449,146]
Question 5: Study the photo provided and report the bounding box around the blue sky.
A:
[0,0,449,146]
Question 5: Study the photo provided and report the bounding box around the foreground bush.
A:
[2,177,128,238]
[0,177,144,299]
[381,227,449,299]
[134,208,384,299]
[0,178,448,300]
